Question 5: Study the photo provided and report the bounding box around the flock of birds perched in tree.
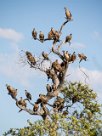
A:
[6,7,88,120]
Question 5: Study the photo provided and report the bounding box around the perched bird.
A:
[52,84,57,91]
[46,84,52,92]
[33,103,39,112]
[25,90,32,100]
[36,98,42,104]
[26,51,36,65]
[64,7,72,20]
[60,61,66,70]
[56,96,64,103]
[17,97,27,107]
[52,59,62,72]
[32,28,37,40]
[39,31,44,42]
[48,28,54,39]
[54,31,60,43]
[39,94,48,103]
[63,51,70,62]
[53,96,64,111]
[46,68,55,80]
[41,103,49,120]
[51,27,56,36]
[69,52,76,63]
[78,53,87,63]
[42,51,49,60]
[65,34,72,45]
[6,84,17,98]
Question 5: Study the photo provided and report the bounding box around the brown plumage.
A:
[42,51,49,60]
[52,59,62,72]
[52,84,57,91]
[63,51,70,62]
[65,34,72,44]
[25,90,32,100]
[51,27,56,35]
[62,110,68,116]
[69,52,76,63]
[26,51,36,65]
[32,28,37,40]
[46,68,55,80]
[39,94,48,103]
[53,96,64,111]
[6,84,17,98]
[78,53,87,63]
[17,97,27,107]
[48,28,54,39]
[64,7,72,20]
[46,84,52,92]
[33,103,39,112]
[39,31,44,42]
[54,31,60,42]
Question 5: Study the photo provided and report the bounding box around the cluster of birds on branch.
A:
[32,7,73,44]
[6,84,32,110]
[32,27,73,45]
[6,7,88,119]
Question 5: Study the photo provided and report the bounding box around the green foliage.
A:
[4,82,102,136]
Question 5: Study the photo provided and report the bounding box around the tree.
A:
[4,7,102,136]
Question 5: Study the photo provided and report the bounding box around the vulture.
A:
[25,90,32,100]
[78,53,87,63]
[32,28,37,40]
[42,51,49,60]
[51,27,56,35]
[39,31,44,42]
[6,84,17,98]
[52,59,62,72]
[54,31,60,42]
[46,84,52,92]
[69,52,76,63]
[64,7,72,20]
[63,51,70,62]
[26,51,36,65]
[52,84,57,91]
[33,103,39,112]
[17,97,27,108]
[65,34,72,44]
[39,94,48,103]
[53,96,64,111]
[48,28,54,39]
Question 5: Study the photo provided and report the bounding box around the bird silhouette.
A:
[42,51,49,60]
[33,103,39,112]
[65,34,72,45]
[46,84,52,92]
[64,7,72,21]
[25,90,32,100]
[78,53,87,63]
[32,28,37,40]
[26,51,36,65]
[39,31,44,42]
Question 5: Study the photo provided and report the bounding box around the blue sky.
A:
[0,0,102,135]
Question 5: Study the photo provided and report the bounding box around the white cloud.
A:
[0,52,42,88]
[67,66,102,103]
[0,28,24,43]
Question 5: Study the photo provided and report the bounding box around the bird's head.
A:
[6,84,8,87]
[64,7,67,11]
[25,90,27,92]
